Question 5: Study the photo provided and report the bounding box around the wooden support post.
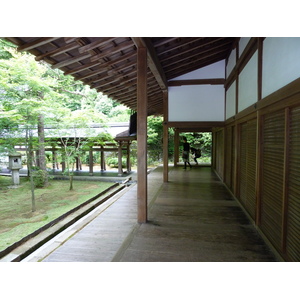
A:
[52,151,56,170]
[100,146,105,171]
[163,91,169,182]
[174,129,179,166]
[126,142,131,172]
[89,149,93,175]
[118,141,123,176]
[137,46,148,223]
[75,157,79,171]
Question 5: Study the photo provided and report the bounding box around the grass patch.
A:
[0,176,115,252]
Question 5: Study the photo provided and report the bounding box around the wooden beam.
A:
[160,37,225,61]
[90,41,134,62]
[35,42,79,61]
[152,37,179,47]
[66,52,136,76]
[131,37,168,91]
[17,37,60,51]
[158,37,218,57]
[165,49,227,73]
[167,121,225,128]
[90,69,136,90]
[64,37,78,43]
[168,78,225,86]
[137,46,148,223]
[78,37,115,53]
[176,127,213,133]
[167,54,226,80]
[83,59,136,83]
[51,53,91,69]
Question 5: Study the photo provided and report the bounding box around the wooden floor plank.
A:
[28,166,277,262]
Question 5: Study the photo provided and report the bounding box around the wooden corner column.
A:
[137,46,148,223]
[163,90,169,182]
[174,129,179,166]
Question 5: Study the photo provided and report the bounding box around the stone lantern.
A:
[8,152,22,185]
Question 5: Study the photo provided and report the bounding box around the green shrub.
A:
[32,169,48,188]
[106,157,126,168]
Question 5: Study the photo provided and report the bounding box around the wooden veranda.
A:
[4,37,300,261]
[5,37,235,223]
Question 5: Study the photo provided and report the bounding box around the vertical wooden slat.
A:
[215,129,224,179]
[231,125,236,194]
[256,112,263,225]
[234,123,241,196]
[260,109,285,252]
[281,107,290,253]
[248,119,257,219]
[224,125,233,189]
[239,122,247,202]
[286,105,300,261]
[137,46,148,223]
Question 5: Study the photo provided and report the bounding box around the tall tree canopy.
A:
[0,40,129,159]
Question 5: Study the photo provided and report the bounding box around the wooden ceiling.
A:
[5,37,236,115]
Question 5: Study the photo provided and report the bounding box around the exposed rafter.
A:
[5,36,236,116]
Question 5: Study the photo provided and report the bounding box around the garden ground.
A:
[0,175,116,252]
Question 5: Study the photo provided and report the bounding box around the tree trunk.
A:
[26,126,35,212]
[69,174,74,191]
[38,114,48,186]
[37,114,46,171]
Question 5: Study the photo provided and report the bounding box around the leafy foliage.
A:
[0,39,15,60]
[0,39,130,158]
[32,169,48,188]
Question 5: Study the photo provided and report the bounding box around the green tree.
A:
[0,45,62,175]
[0,39,15,60]
[51,109,113,190]
[181,132,212,162]
[147,116,175,165]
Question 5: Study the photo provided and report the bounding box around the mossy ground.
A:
[0,176,114,251]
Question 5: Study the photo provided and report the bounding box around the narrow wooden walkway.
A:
[24,166,277,262]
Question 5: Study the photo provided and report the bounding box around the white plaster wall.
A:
[173,60,225,80]
[226,48,236,78]
[239,37,251,57]
[168,85,225,122]
[262,37,300,98]
[226,81,236,119]
[238,51,258,112]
